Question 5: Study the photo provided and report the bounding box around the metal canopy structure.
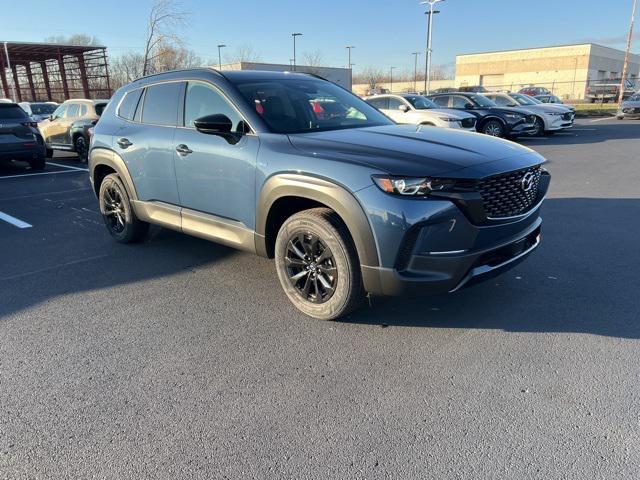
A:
[1,41,111,102]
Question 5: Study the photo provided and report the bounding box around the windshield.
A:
[30,103,58,115]
[511,93,540,106]
[470,95,496,107]
[404,95,437,109]
[234,78,393,133]
[0,104,29,120]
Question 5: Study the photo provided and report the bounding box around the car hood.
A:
[288,124,545,178]
[481,106,534,116]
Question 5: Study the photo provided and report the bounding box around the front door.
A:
[173,81,259,230]
[41,103,69,145]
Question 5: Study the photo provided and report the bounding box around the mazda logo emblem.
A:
[521,172,536,192]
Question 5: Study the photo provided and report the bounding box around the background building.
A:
[219,61,352,89]
[455,43,640,99]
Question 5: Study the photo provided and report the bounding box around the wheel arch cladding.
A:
[89,148,138,201]
[256,174,380,269]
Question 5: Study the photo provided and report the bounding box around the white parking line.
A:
[590,117,613,123]
[47,162,89,172]
[0,211,32,229]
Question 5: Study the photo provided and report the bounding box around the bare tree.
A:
[152,42,202,72]
[302,50,324,67]
[224,44,262,64]
[110,52,147,90]
[142,0,189,76]
[356,67,385,90]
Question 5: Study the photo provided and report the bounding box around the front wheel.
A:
[481,119,505,137]
[531,117,545,137]
[274,208,364,320]
[98,173,149,243]
[74,136,89,163]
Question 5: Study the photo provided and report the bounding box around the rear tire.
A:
[46,148,54,158]
[29,156,46,171]
[74,136,89,163]
[98,173,149,243]
[274,208,364,320]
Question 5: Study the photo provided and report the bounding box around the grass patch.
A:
[574,103,618,117]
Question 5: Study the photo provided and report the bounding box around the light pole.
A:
[390,66,396,92]
[618,0,638,106]
[346,45,355,69]
[412,52,421,93]
[217,44,226,70]
[421,0,444,95]
[292,33,303,71]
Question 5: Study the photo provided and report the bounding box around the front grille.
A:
[461,117,476,129]
[477,166,542,218]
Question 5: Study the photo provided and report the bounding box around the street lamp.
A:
[292,33,303,71]
[390,66,396,93]
[411,52,421,93]
[346,45,355,69]
[217,44,226,70]
[420,0,444,95]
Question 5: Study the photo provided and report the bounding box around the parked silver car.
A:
[616,93,640,120]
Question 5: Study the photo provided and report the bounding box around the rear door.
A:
[0,104,35,155]
[41,103,68,145]
[115,82,182,205]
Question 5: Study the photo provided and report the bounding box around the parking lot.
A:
[1,118,639,478]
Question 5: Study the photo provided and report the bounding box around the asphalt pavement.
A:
[1,119,639,479]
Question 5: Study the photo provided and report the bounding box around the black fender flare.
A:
[255,173,380,269]
[88,148,139,201]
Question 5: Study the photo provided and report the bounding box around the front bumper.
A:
[507,122,537,136]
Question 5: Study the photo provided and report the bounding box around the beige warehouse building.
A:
[456,43,640,100]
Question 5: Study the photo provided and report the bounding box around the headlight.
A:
[372,175,455,196]
[548,112,564,116]
[438,117,460,122]
[504,113,524,121]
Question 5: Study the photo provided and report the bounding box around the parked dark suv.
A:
[90,69,550,320]
[428,92,537,138]
[0,102,46,170]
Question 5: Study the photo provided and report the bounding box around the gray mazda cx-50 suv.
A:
[89,69,550,320]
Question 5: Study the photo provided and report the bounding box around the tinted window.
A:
[451,96,471,108]
[95,102,108,116]
[404,95,437,109]
[30,103,57,115]
[51,104,67,120]
[431,96,449,107]
[491,95,512,107]
[184,82,243,130]
[118,90,143,120]
[367,97,388,109]
[66,104,80,118]
[141,82,182,126]
[235,78,392,134]
[0,104,28,120]
[387,97,405,110]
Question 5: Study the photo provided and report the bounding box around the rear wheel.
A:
[74,136,89,163]
[99,173,149,243]
[274,208,364,320]
[46,148,54,158]
[29,156,46,171]
[481,119,505,137]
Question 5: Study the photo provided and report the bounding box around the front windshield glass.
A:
[470,94,496,107]
[30,103,58,115]
[234,78,393,133]
[511,93,540,106]
[404,95,438,109]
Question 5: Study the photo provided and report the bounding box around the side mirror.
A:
[399,104,409,112]
[464,103,474,109]
[194,114,241,144]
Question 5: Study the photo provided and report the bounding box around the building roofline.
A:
[456,42,638,58]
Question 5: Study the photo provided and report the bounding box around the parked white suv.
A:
[365,94,476,131]
[484,92,574,136]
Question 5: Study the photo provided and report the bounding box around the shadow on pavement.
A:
[519,121,640,146]
[1,197,639,339]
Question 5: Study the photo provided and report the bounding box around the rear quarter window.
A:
[117,90,143,120]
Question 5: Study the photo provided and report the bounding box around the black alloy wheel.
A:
[102,183,127,235]
[285,232,338,304]
[75,136,89,163]
[98,173,149,243]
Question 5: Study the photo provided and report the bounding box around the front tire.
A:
[98,173,149,243]
[74,136,89,163]
[531,117,545,137]
[275,208,364,320]
[481,119,505,137]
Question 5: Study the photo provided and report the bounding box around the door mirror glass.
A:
[399,104,409,112]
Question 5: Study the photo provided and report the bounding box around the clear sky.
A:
[3,0,638,75]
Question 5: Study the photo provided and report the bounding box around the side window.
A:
[141,82,182,126]
[52,104,67,120]
[65,103,79,118]
[184,81,243,131]
[118,89,144,121]
[431,96,449,108]
[79,105,88,116]
[492,95,510,107]
[387,97,405,110]
[367,97,388,110]
[451,96,471,108]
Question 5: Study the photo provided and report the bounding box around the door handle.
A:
[175,144,193,156]
[117,137,133,149]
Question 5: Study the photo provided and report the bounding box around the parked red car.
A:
[519,86,552,97]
